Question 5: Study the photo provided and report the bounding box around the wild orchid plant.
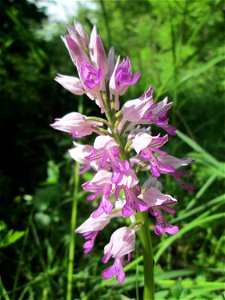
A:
[51,20,193,299]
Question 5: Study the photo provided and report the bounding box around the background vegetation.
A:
[0,0,224,299]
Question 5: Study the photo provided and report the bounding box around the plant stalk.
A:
[136,212,154,300]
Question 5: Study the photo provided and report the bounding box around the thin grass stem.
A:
[66,98,83,300]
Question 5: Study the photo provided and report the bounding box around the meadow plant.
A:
[51,20,193,299]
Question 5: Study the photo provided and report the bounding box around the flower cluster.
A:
[51,20,193,284]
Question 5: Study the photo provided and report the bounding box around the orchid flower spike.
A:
[52,19,194,286]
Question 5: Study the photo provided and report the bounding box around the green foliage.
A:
[0,221,25,248]
[0,0,224,299]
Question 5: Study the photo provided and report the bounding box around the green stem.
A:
[105,110,127,160]
[93,127,113,137]
[12,226,29,300]
[136,212,154,300]
[85,116,109,126]
[66,163,79,300]
[0,277,10,300]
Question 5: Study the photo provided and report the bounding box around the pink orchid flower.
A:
[102,227,136,284]
[82,170,114,217]
[141,186,179,236]
[75,212,112,254]
[132,132,175,177]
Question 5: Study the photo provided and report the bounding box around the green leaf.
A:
[0,221,7,231]
[155,213,225,262]
[0,230,25,248]
[172,194,225,223]
[177,55,225,87]
[177,130,223,172]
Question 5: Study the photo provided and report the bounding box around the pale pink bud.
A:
[51,112,102,138]
[89,25,97,57]
[66,22,88,50]
[74,20,89,46]
[69,142,103,174]
[54,74,84,95]
[89,25,108,78]
[61,35,87,67]
[107,47,115,80]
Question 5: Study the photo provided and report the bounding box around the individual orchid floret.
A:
[112,164,148,217]
[50,112,103,138]
[110,57,140,96]
[112,164,139,188]
[119,185,148,217]
[141,186,178,209]
[121,86,154,124]
[85,135,122,172]
[132,132,175,177]
[82,170,113,217]
[102,227,136,284]
[119,87,176,135]
[109,56,140,110]
[77,61,106,111]
[132,132,168,155]
[141,186,179,236]
[158,155,194,190]
[66,20,89,49]
[141,96,176,135]
[78,61,103,92]
[55,74,85,95]
[75,212,112,254]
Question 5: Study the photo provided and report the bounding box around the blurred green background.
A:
[0,0,224,299]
